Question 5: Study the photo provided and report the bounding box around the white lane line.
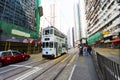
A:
[24,66,32,68]
[0,61,36,74]
[68,64,76,80]
[10,65,32,68]
[14,67,42,80]
[9,65,24,67]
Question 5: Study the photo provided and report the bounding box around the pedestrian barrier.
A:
[91,49,120,80]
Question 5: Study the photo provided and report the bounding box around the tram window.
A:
[50,29,53,34]
[62,44,66,47]
[49,42,53,48]
[45,30,49,35]
[43,30,45,35]
[54,42,58,48]
[43,42,45,48]
[46,42,49,47]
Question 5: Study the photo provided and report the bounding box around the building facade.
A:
[72,27,75,48]
[74,0,87,47]
[0,0,42,42]
[67,28,72,49]
[85,0,120,48]
[73,1,81,47]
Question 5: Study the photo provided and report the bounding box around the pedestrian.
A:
[87,45,92,55]
[79,44,83,56]
[83,45,89,56]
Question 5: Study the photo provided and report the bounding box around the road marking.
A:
[24,66,32,68]
[68,64,76,80]
[0,61,37,74]
[10,65,33,68]
[61,56,69,62]
[15,67,42,80]
[53,54,65,62]
[9,65,24,67]
[68,55,76,65]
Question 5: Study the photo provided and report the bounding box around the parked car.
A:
[0,50,30,67]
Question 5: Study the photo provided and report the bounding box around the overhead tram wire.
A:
[43,16,53,26]
[55,3,72,28]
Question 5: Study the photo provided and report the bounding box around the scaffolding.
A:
[0,0,41,39]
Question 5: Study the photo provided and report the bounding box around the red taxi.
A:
[0,50,30,67]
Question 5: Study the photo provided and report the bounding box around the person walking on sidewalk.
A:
[79,44,83,56]
[87,45,92,55]
[83,45,89,56]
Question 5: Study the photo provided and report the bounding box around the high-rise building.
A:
[67,28,72,49]
[74,0,87,47]
[85,0,101,45]
[72,27,75,48]
[0,0,42,42]
[85,0,120,48]
[78,0,87,38]
[73,1,81,47]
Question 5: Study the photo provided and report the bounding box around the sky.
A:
[41,0,87,47]
[41,0,75,35]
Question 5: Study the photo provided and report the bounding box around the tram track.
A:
[52,54,76,80]
[51,52,77,80]
[0,58,47,80]
[28,54,69,80]
[4,53,68,80]
[0,52,77,80]
[32,53,77,80]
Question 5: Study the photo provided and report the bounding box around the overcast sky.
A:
[41,0,75,35]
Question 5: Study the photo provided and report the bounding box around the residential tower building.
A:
[85,0,120,48]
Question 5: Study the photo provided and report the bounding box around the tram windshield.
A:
[44,29,53,35]
[43,42,53,48]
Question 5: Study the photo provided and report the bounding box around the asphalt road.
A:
[0,49,78,80]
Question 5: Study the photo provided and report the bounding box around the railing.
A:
[91,49,120,80]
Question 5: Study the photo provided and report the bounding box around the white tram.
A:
[41,26,67,58]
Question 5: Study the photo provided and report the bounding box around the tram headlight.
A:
[50,49,52,51]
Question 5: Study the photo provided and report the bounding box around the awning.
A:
[112,38,120,43]
[103,34,112,38]
[87,32,102,44]
[104,40,112,43]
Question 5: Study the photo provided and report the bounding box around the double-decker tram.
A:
[41,26,67,58]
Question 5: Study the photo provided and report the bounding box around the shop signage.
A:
[11,29,30,37]
[102,31,110,35]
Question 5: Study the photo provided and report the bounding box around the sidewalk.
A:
[70,49,98,80]
[93,48,120,63]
